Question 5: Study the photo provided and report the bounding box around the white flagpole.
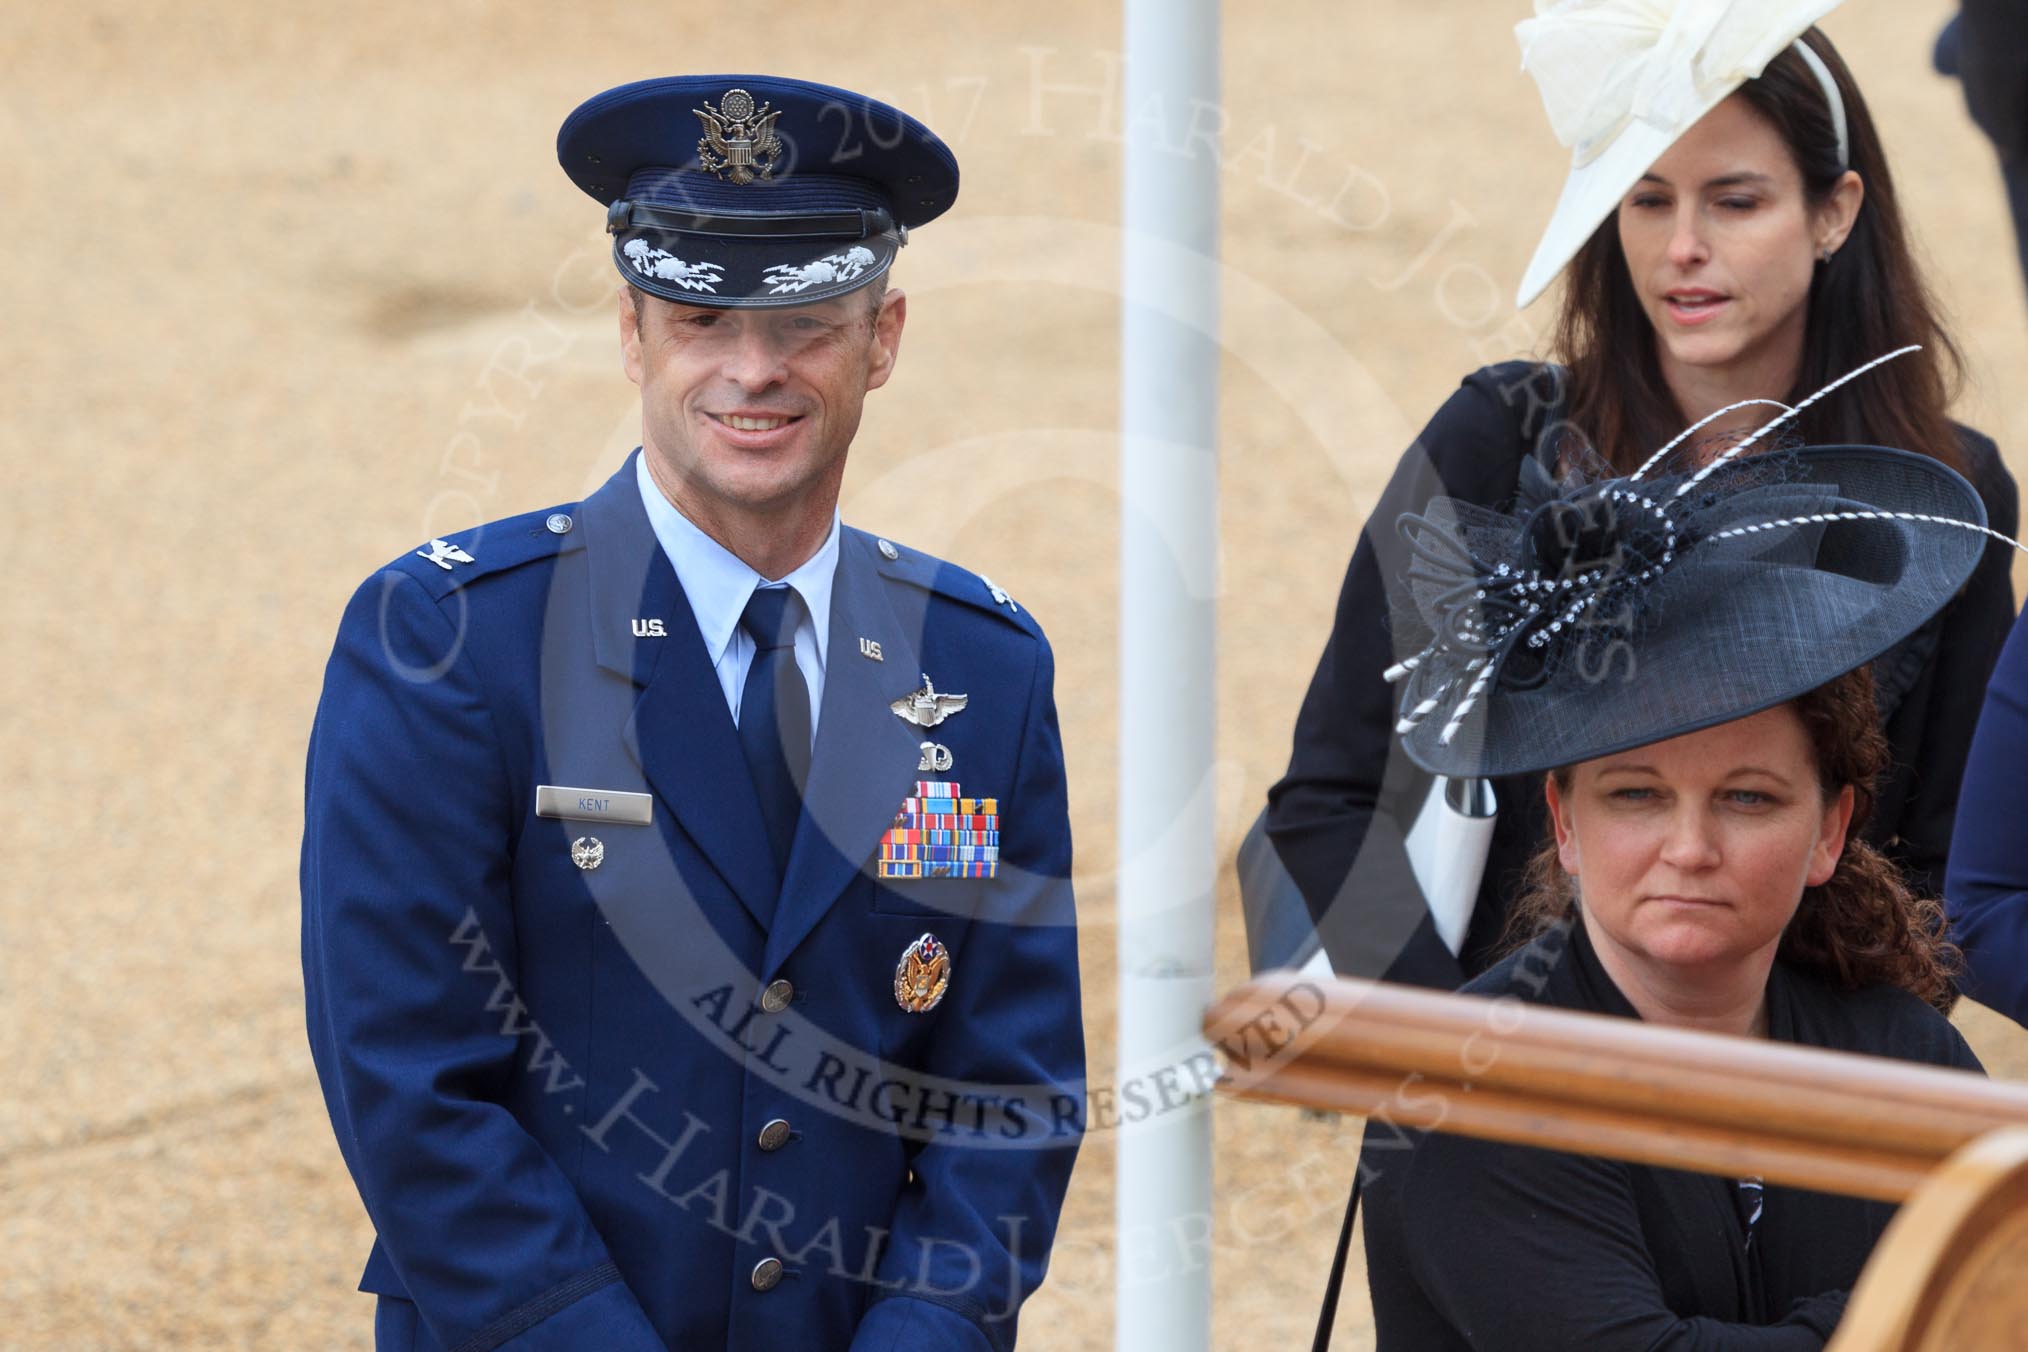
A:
[1116,1,1220,1348]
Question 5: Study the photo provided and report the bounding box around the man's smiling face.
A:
[622,284,905,542]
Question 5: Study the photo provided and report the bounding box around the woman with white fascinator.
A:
[1262,0,2017,992]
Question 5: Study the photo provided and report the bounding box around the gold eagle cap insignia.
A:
[891,674,969,729]
[894,932,952,1014]
[694,88,784,185]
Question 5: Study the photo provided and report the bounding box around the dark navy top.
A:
[1358,918,1984,1350]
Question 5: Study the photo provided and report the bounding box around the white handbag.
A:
[1404,775,1498,958]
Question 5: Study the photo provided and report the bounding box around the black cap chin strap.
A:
[606,200,899,242]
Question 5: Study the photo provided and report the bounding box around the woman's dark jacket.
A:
[1265,362,2019,988]
[1358,918,1984,1350]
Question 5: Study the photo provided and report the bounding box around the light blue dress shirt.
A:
[634,452,835,746]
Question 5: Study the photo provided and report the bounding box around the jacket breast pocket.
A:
[870,876,986,923]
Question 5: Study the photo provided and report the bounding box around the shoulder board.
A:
[848,526,1041,637]
[383,502,586,597]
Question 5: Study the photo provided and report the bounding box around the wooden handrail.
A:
[1830,1127,2028,1351]
[1206,971,2028,1201]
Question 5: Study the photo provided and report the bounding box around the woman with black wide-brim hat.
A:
[1343,336,2009,1349]
[1262,0,2018,990]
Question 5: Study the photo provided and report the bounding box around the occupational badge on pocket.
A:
[894,932,952,1013]
[877,780,1000,879]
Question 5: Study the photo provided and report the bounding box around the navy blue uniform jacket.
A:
[302,454,1084,1352]
[1948,605,2028,1023]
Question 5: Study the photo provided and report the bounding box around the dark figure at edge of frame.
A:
[1935,2,2028,301]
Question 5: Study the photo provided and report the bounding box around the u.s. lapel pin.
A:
[891,674,967,729]
[859,636,884,662]
[894,932,951,1013]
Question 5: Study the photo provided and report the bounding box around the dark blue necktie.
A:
[737,586,813,894]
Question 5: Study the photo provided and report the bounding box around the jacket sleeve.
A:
[1948,605,2028,1024]
[301,570,663,1352]
[1885,439,2018,902]
[851,631,1083,1352]
[1263,370,1538,987]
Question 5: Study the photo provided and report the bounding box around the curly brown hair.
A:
[1502,666,1961,1012]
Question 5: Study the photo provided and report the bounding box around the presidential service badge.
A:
[894,933,952,1013]
[694,88,783,185]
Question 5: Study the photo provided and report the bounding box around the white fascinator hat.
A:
[1514,0,1850,308]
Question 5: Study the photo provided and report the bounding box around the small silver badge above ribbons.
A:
[891,675,968,729]
[894,933,952,1013]
[918,742,953,773]
[695,88,783,185]
[535,786,654,826]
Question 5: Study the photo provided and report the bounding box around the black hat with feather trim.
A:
[1387,349,2017,778]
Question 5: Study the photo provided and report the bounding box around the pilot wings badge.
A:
[894,933,952,1013]
[891,674,968,729]
[694,88,784,185]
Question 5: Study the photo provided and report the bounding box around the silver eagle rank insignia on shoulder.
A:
[417,538,476,571]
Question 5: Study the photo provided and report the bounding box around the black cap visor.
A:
[608,193,901,309]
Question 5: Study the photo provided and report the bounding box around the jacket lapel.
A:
[581,456,779,928]
[762,532,925,975]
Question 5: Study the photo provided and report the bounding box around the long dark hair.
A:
[1552,28,1965,476]
[1503,666,1961,1013]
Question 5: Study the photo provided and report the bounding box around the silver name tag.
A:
[535,785,653,826]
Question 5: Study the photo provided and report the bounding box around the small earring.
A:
[1817,247,1834,265]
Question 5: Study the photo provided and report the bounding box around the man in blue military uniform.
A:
[302,75,1084,1352]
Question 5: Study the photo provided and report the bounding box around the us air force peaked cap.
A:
[557,75,960,308]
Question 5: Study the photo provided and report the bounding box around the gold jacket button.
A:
[759,979,794,1014]
[751,1256,784,1292]
[757,1118,793,1152]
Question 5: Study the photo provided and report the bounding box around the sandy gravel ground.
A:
[7,0,2028,1347]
